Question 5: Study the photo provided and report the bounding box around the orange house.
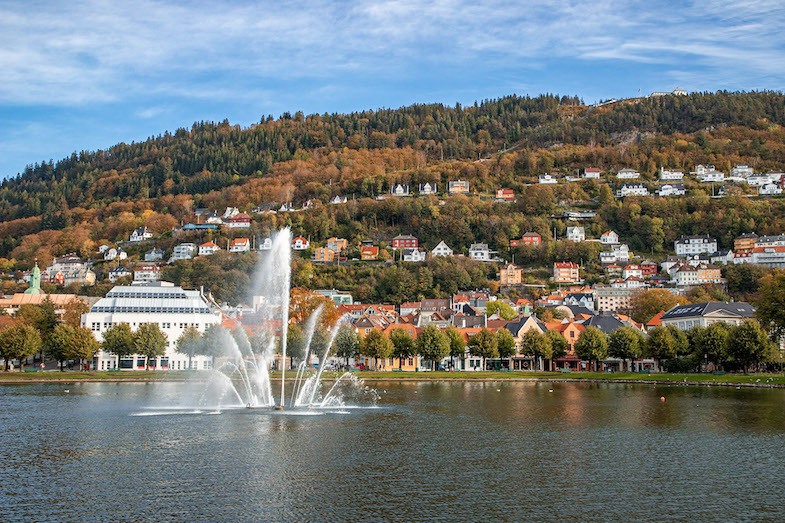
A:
[361,245,379,260]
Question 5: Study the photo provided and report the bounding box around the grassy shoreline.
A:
[2,370,784,388]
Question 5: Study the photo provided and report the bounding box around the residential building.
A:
[391,234,418,249]
[312,247,337,263]
[82,281,221,371]
[731,165,754,178]
[314,289,353,305]
[447,180,470,194]
[44,254,96,287]
[330,195,348,205]
[498,264,523,285]
[538,174,558,184]
[391,184,410,196]
[104,248,127,262]
[694,165,725,183]
[600,230,619,245]
[658,184,686,197]
[360,243,380,261]
[229,238,251,253]
[108,267,132,283]
[600,244,632,264]
[402,248,427,262]
[129,227,153,242]
[469,243,496,262]
[325,237,349,253]
[495,189,515,201]
[617,183,650,197]
[751,246,785,268]
[258,237,273,250]
[198,241,220,256]
[622,264,643,279]
[291,236,310,250]
[616,168,640,179]
[593,285,639,313]
[223,212,251,229]
[566,226,585,243]
[756,235,785,248]
[144,248,164,262]
[734,233,758,252]
[584,167,601,179]
[431,241,454,257]
[661,302,756,331]
[419,183,437,195]
[133,265,161,283]
[759,183,782,195]
[553,262,580,284]
[510,232,542,248]
[674,235,717,256]
[171,243,197,262]
[659,168,684,181]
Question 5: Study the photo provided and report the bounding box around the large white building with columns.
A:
[82,281,221,371]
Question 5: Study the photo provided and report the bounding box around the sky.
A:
[1,0,784,179]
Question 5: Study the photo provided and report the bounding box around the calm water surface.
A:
[1,380,784,522]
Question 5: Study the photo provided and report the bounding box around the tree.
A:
[727,320,774,373]
[485,301,518,321]
[175,326,203,370]
[0,323,42,372]
[134,323,168,370]
[389,328,416,370]
[361,329,393,370]
[574,326,608,371]
[545,330,568,366]
[467,328,498,364]
[643,326,687,364]
[416,324,450,371]
[48,324,99,371]
[445,326,466,370]
[754,270,785,341]
[691,322,730,369]
[630,289,688,324]
[285,324,306,364]
[607,327,645,371]
[102,323,136,370]
[495,328,517,360]
[61,298,89,327]
[16,298,59,352]
[518,330,550,371]
[333,325,360,367]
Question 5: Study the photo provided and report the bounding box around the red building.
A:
[510,232,542,248]
[392,234,418,249]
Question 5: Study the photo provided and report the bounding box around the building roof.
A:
[579,314,626,334]
[661,302,755,320]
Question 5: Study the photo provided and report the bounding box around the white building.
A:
[617,184,650,197]
[229,238,251,253]
[600,230,620,245]
[752,246,785,268]
[391,184,410,196]
[566,226,585,242]
[130,227,153,242]
[431,241,454,257]
[584,168,601,179]
[258,238,273,250]
[674,235,717,256]
[600,244,632,264]
[133,265,161,282]
[731,165,754,178]
[616,168,640,179]
[538,174,558,184]
[170,243,197,262]
[419,183,437,195]
[759,183,782,195]
[402,248,427,262]
[469,243,496,262]
[658,184,686,197]
[145,248,164,262]
[108,267,132,283]
[694,165,725,183]
[291,236,310,250]
[198,241,221,256]
[83,282,221,371]
[659,168,684,181]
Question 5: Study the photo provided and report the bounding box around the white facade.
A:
[130,227,153,242]
[600,230,619,245]
[759,183,782,195]
[133,265,161,282]
[617,184,650,197]
[402,248,427,262]
[171,243,196,261]
[468,243,495,262]
[674,236,717,256]
[659,168,684,181]
[229,238,251,252]
[584,168,601,179]
[258,238,273,250]
[419,183,436,195]
[431,241,454,257]
[538,174,558,184]
[658,184,686,196]
[600,244,632,264]
[731,165,754,178]
[108,267,132,283]
[698,170,725,183]
[616,168,640,179]
[198,242,220,256]
[83,282,221,371]
[291,237,310,250]
[566,226,585,242]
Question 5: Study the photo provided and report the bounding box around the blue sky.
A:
[1,0,784,179]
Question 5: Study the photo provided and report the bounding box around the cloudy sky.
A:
[1,0,784,178]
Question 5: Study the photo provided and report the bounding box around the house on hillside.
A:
[495,189,515,201]
[447,180,470,195]
[229,238,251,253]
[616,168,640,179]
[584,167,601,179]
[553,262,580,284]
[431,241,453,257]
[510,232,542,248]
[419,183,437,195]
[566,226,585,243]
[130,227,153,242]
[198,242,220,256]
[291,236,310,250]
[498,264,522,285]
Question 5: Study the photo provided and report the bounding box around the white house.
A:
[108,267,132,283]
[258,238,273,250]
[129,227,153,242]
[674,235,717,256]
[447,180,470,194]
[229,238,251,253]
[133,265,161,282]
[566,226,586,242]
[198,241,221,256]
[731,165,754,178]
[752,246,785,268]
[330,195,348,205]
[538,174,558,184]
[431,241,454,257]
[617,184,650,197]
[759,183,782,196]
[402,248,427,262]
[747,174,776,187]
[468,243,496,262]
[659,168,684,181]
[82,282,221,371]
[171,243,197,262]
[616,168,640,179]
[391,184,410,196]
[144,248,164,262]
[658,184,686,197]
[600,244,632,264]
[584,168,601,179]
[694,166,725,183]
[600,230,619,245]
[291,236,310,250]
[419,183,437,195]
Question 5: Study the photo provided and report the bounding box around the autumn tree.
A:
[445,326,466,370]
[134,323,168,370]
[389,328,416,370]
[175,326,203,370]
[607,327,645,371]
[754,270,785,341]
[486,301,518,321]
[727,320,774,373]
[333,325,360,367]
[0,323,42,372]
[574,326,608,371]
[495,328,517,360]
[519,330,551,371]
[630,289,688,324]
[361,329,393,370]
[416,324,450,371]
[48,324,99,371]
[467,328,498,364]
[101,323,136,369]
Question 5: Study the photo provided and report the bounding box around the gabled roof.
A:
[579,314,626,334]
[661,302,755,320]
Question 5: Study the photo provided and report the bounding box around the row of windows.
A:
[91,306,211,313]
[99,359,211,370]
[107,292,188,299]
[91,322,203,331]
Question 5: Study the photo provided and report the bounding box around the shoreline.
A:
[2,371,784,389]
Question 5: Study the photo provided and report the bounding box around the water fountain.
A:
[176,228,377,412]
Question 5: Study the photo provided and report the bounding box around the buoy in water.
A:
[660,396,666,402]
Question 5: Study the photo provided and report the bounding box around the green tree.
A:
[630,289,688,324]
[486,301,518,321]
[175,325,203,370]
[574,326,608,371]
[361,329,393,370]
[0,323,42,372]
[691,322,730,369]
[644,326,688,364]
[48,324,99,371]
[16,298,59,353]
[607,327,645,371]
[467,328,498,363]
[495,328,517,360]
[754,270,785,341]
[285,324,306,364]
[134,323,168,370]
[727,320,774,373]
[519,330,551,371]
[445,326,466,370]
[545,330,568,367]
[101,323,136,370]
[389,328,416,370]
[416,324,450,371]
[333,325,360,367]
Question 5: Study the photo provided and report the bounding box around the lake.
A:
[1,380,784,522]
